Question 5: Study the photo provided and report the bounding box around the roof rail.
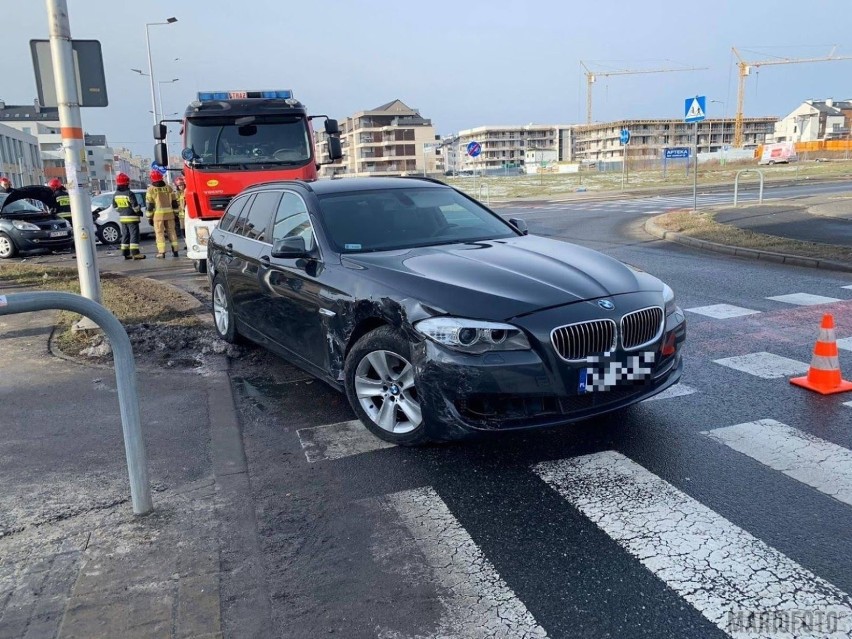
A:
[396,175,447,186]
[243,178,315,192]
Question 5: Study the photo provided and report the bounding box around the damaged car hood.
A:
[341,235,654,320]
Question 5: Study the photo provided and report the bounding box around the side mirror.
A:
[153,123,167,140]
[324,118,340,135]
[154,142,169,167]
[327,136,343,161]
[271,235,308,259]
[509,217,529,235]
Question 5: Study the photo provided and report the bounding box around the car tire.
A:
[344,326,431,446]
[0,232,17,259]
[194,259,207,274]
[98,222,121,245]
[211,275,239,344]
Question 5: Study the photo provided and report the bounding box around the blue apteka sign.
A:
[664,148,690,159]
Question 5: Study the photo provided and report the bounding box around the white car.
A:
[92,190,155,245]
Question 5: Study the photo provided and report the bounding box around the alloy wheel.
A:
[354,349,422,434]
[213,283,229,335]
[0,235,13,258]
[101,224,120,244]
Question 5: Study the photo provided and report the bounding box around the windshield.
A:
[0,193,44,215]
[185,116,311,167]
[317,187,518,253]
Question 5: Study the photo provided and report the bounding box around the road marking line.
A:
[534,452,852,637]
[842,285,852,290]
[713,352,809,379]
[685,304,761,319]
[376,487,548,638]
[643,383,697,401]
[296,420,394,463]
[767,293,843,306]
[837,337,852,352]
[844,401,852,408]
[702,419,852,507]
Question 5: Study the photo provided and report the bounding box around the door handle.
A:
[260,254,270,262]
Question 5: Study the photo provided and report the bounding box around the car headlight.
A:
[12,220,40,231]
[662,284,676,315]
[415,317,531,354]
[196,226,210,245]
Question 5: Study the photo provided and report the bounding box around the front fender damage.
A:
[320,294,443,384]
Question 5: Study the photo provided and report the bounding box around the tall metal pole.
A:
[145,24,158,128]
[156,81,164,124]
[692,122,698,211]
[45,0,101,302]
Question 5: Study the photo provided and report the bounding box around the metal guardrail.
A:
[733,169,765,207]
[0,291,152,515]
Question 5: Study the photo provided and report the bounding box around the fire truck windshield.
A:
[185,116,311,167]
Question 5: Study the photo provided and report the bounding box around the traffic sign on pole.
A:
[664,148,690,159]
[467,141,482,157]
[684,95,706,123]
[620,128,630,145]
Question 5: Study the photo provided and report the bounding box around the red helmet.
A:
[150,170,163,183]
[0,177,10,186]
[48,178,63,190]
[116,172,130,186]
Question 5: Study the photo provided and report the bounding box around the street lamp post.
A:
[156,78,179,124]
[144,17,177,128]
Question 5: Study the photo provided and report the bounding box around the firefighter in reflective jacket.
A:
[114,172,146,260]
[48,178,71,223]
[173,176,186,232]
[145,170,180,258]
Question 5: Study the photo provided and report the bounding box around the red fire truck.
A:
[153,89,341,273]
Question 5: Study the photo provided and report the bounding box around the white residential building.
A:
[0,122,44,186]
[774,98,852,143]
[455,124,573,174]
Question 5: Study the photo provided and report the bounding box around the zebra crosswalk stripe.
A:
[534,451,852,637]
[297,420,394,462]
[373,487,548,638]
[702,419,852,507]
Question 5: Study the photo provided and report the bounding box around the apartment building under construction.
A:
[572,117,777,163]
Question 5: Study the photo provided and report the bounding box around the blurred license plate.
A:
[50,231,68,237]
[579,352,655,393]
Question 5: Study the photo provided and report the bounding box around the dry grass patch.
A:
[653,210,852,263]
[0,265,203,359]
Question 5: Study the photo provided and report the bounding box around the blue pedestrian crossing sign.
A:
[684,96,706,123]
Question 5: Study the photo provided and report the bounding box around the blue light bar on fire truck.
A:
[197,90,294,101]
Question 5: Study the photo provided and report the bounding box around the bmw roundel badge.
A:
[598,300,615,310]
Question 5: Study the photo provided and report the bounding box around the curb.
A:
[644,215,852,273]
[207,355,274,637]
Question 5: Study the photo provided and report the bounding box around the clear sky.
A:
[5,1,852,155]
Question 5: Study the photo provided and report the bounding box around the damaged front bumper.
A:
[415,303,687,437]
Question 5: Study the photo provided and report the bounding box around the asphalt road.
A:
[7,181,852,637]
[222,181,852,637]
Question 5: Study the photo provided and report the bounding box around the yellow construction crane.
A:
[581,62,708,124]
[732,46,852,147]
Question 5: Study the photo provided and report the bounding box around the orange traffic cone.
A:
[790,314,852,395]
